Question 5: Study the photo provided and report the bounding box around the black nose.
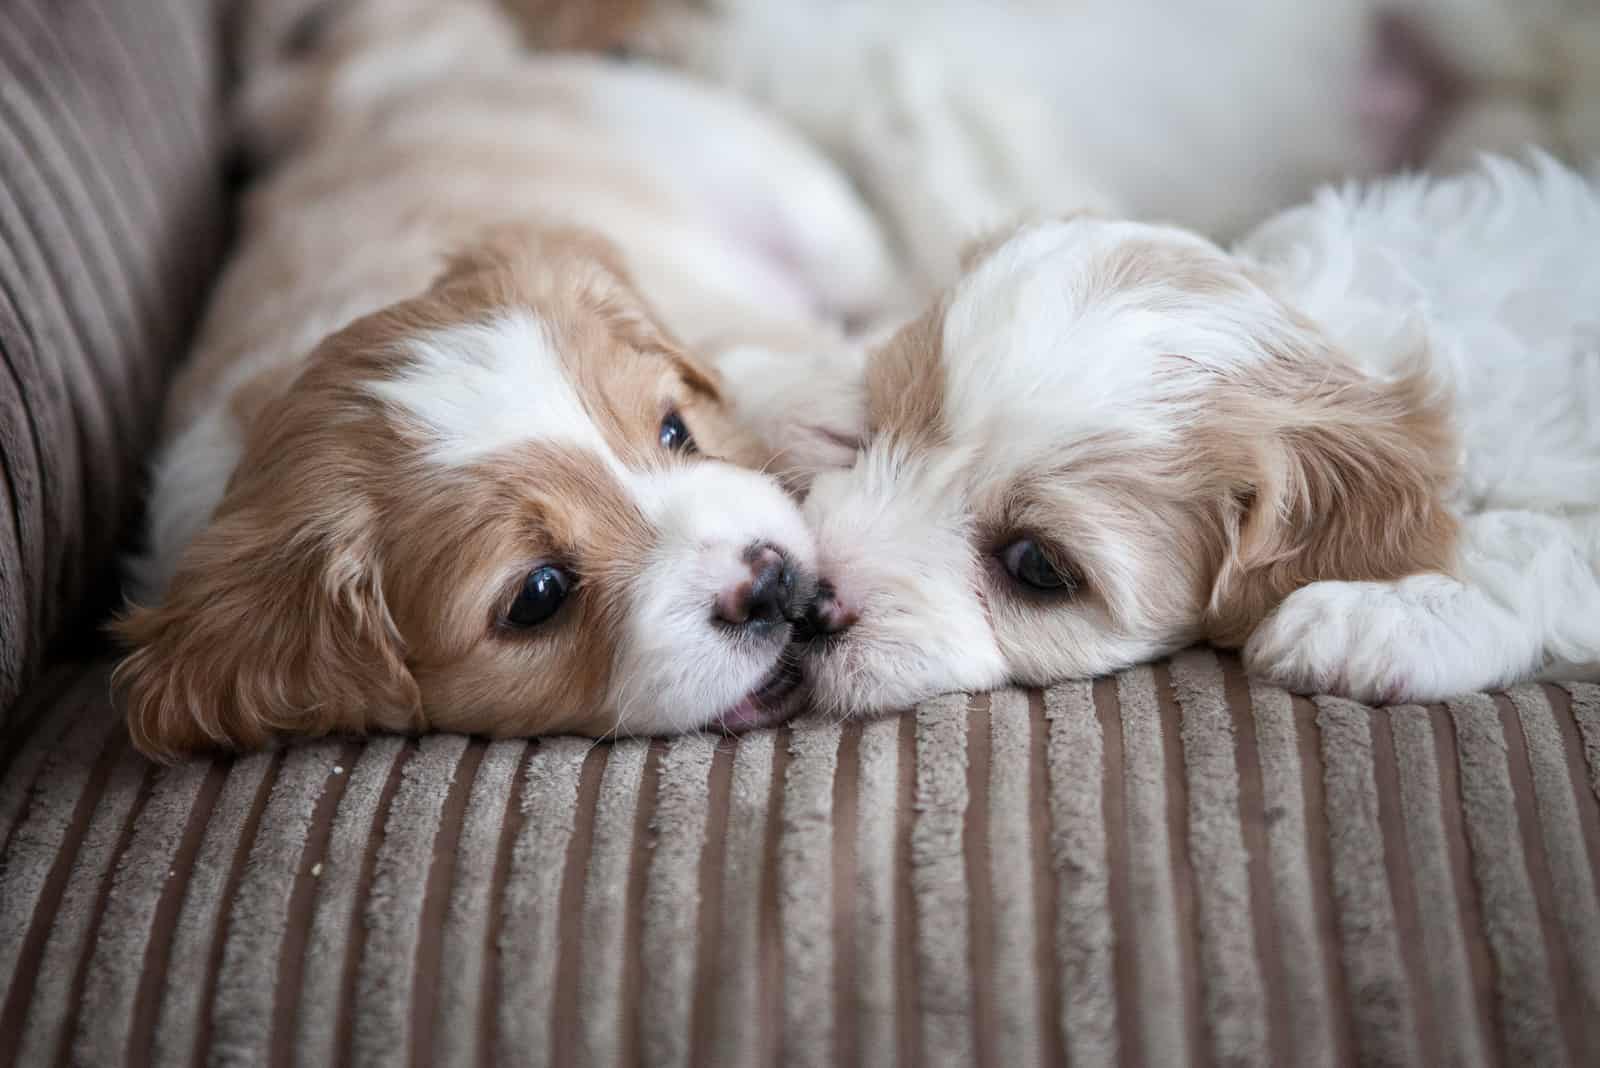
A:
[714,545,795,628]
[797,580,856,641]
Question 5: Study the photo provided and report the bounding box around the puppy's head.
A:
[116,227,815,759]
[799,218,1458,716]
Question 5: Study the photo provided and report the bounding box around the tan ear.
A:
[112,508,421,762]
[1202,344,1459,647]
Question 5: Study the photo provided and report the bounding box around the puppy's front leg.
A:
[1243,511,1600,703]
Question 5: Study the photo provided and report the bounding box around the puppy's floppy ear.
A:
[112,505,421,762]
[1201,335,1459,646]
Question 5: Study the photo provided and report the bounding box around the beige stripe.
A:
[151,751,275,1067]
[1116,665,1188,1065]
[70,759,210,1067]
[434,738,524,1067]
[577,739,649,1067]
[1569,684,1600,799]
[1448,695,1566,1065]
[986,689,1040,1068]
[853,717,901,1067]
[1509,687,1600,1033]
[780,719,843,1068]
[1041,680,1117,1067]
[293,737,408,1066]
[1387,706,1491,1068]
[911,694,974,1068]
[639,733,716,1068]
[208,742,341,1065]
[14,740,146,1066]
[1314,697,1420,1067]
[0,699,115,1008]
[1170,649,1268,1064]
[353,735,469,1068]
[710,730,777,1065]
[1245,682,1338,1067]
[495,736,590,1064]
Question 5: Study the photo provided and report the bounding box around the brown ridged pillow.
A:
[0,0,228,724]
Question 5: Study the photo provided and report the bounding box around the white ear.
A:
[710,332,870,489]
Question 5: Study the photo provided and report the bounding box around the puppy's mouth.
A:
[717,656,804,733]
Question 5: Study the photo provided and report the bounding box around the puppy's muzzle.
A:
[715,543,806,632]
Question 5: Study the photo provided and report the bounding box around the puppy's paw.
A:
[1242,576,1487,704]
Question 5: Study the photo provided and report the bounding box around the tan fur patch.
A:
[866,298,949,446]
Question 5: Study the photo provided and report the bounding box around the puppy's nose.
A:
[800,580,857,639]
[715,545,795,627]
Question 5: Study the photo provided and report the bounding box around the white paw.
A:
[1243,576,1494,704]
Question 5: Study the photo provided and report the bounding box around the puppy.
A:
[795,156,1600,713]
[115,0,899,759]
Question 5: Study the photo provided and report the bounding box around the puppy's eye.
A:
[658,410,696,453]
[506,565,572,627]
[998,538,1079,594]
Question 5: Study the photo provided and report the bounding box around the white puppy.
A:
[795,156,1600,712]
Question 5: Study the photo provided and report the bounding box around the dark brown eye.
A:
[658,410,696,453]
[506,565,572,627]
[998,538,1079,594]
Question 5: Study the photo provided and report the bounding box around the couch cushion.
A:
[0,0,229,725]
[3,652,1597,1066]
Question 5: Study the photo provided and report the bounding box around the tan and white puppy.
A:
[797,157,1600,713]
[115,0,899,758]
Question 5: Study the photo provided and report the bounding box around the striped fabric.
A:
[3,651,1597,1066]
[0,0,228,725]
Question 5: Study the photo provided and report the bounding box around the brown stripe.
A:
[128,758,230,1068]
[1368,700,1437,1063]
[0,667,81,849]
[832,724,861,1068]
[1548,685,1600,904]
[1449,695,1565,1066]
[895,711,922,1068]
[291,737,409,1066]
[209,742,343,1066]
[498,737,602,1065]
[1044,680,1117,1067]
[781,719,843,1068]
[1387,708,1490,1068]
[1564,683,1600,891]
[1508,687,1600,1054]
[410,737,487,1068]
[485,744,536,1068]
[426,737,518,1068]
[963,694,996,1068]
[1221,659,1290,1068]
[273,739,363,1068]
[331,741,414,1066]
[1314,698,1420,1067]
[571,740,648,1066]
[1027,689,1067,1068]
[1246,684,1339,1068]
[912,695,972,1068]
[1430,701,1501,1061]
[1094,676,1138,1068]
[690,739,736,1068]
[1170,651,1266,1064]
[987,690,1041,1068]
[852,718,900,1068]
[1290,696,1359,1065]
[711,729,777,1066]
[1497,693,1586,1062]
[549,742,606,1068]
[640,733,716,1068]
[0,692,120,1043]
[192,749,286,1068]
[620,741,662,1068]
[28,739,150,1068]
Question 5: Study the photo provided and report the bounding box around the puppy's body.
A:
[796,158,1600,713]
[120,0,898,756]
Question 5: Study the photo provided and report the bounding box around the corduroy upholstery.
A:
[3,2,1599,1066]
[0,0,228,725]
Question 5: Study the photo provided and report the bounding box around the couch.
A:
[3,1,1598,1064]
